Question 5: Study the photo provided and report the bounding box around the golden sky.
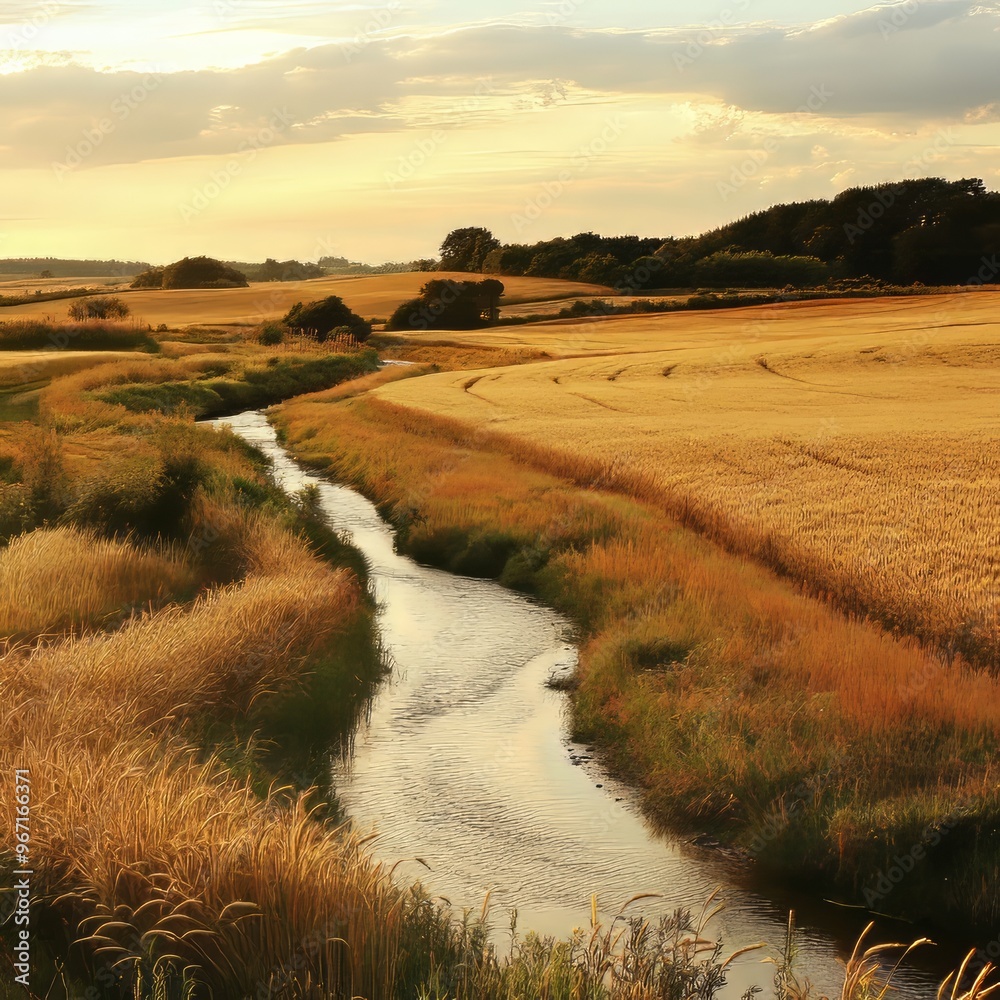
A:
[1,1,999,263]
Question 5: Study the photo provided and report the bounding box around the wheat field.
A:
[374,290,1000,664]
[0,272,611,328]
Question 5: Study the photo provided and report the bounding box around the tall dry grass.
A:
[0,527,196,643]
[0,517,402,997]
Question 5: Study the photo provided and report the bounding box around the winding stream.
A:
[214,410,951,1000]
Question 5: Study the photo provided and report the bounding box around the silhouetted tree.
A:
[439,227,500,272]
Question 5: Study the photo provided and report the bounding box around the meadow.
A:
[266,287,1000,929]
[275,381,1000,926]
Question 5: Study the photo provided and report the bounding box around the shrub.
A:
[96,351,380,418]
[62,448,208,540]
[68,296,130,321]
[259,321,286,346]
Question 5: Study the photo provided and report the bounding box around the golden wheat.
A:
[0,517,389,995]
[0,527,195,643]
[374,290,1000,664]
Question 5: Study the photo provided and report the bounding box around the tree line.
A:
[438,177,1000,289]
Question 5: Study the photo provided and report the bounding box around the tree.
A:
[478,279,505,322]
[575,252,624,287]
[68,296,130,321]
[481,244,535,276]
[692,250,829,288]
[283,296,371,343]
[258,321,285,345]
[439,227,500,272]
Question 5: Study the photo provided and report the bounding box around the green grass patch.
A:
[98,351,380,418]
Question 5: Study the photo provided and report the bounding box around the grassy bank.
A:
[96,350,380,419]
[274,386,1000,930]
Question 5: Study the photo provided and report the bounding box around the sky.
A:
[1,0,998,264]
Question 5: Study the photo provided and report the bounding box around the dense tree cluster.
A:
[386,279,505,331]
[131,257,249,289]
[319,256,439,275]
[440,178,1000,289]
[237,258,326,282]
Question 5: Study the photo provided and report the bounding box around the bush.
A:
[258,322,285,346]
[283,297,371,343]
[68,296,130,321]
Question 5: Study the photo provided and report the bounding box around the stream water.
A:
[214,410,955,999]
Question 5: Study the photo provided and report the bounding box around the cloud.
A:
[392,2,1000,116]
[0,44,407,170]
[1,0,997,171]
